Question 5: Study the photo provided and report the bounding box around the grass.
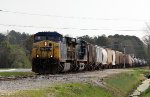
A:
[132,68,150,75]
[140,87,150,97]
[0,72,34,77]
[139,66,150,97]
[6,83,115,97]
[104,68,150,97]
[53,83,115,97]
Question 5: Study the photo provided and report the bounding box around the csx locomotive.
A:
[31,31,147,74]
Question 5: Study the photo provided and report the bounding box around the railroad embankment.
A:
[0,68,150,97]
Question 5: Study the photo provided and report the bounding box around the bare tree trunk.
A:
[148,44,150,69]
[143,24,150,69]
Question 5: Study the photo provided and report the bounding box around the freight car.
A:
[105,48,113,68]
[31,31,147,74]
[125,54,132,67]
[115,51,121,68]
[112,50,116,68]
[101,47,108,66]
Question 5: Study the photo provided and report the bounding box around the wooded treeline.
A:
[79,34,147,59]
[0,30,33,68]
[0,30,148,68]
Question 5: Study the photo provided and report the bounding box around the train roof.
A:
[34,31,63,37]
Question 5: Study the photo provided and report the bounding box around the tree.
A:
[0,33,6,42]
[79,35,95,44]
[143,24,150,65]
[0,30,32,68]
[94,35,109,47]
[109,35,146,59]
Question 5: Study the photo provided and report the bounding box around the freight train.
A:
[31,31,147,74]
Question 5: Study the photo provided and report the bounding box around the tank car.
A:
[131,57,135,66]
[112,50,116,68]
[95,46,100,69]
[95,46,102,69]
[138,59,142,66]
[95,46,109,69]
[100,47,108,69]
[133,58,138,66]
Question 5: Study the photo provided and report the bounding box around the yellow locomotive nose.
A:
[32,41,53,58]
[31,31,62,74]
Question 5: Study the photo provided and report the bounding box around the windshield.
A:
[34,36,46,42]
[34,36,62,42]
[47,36,61,41]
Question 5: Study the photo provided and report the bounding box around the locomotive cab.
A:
[76,39,88,71]
[32,32,62,74]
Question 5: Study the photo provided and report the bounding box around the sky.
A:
[0,0,150,38]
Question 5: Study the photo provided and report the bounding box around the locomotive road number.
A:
[40,47,51,51]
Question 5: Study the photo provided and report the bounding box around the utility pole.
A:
[123,46,126,68]
[148,44,150,69]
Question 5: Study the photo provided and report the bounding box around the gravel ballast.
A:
[0,69,131,95]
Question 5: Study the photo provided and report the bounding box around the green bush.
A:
[0,41,31,68]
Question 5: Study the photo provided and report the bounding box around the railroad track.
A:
[0,69,130,81]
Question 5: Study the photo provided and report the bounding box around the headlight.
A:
[44,42,47,46]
